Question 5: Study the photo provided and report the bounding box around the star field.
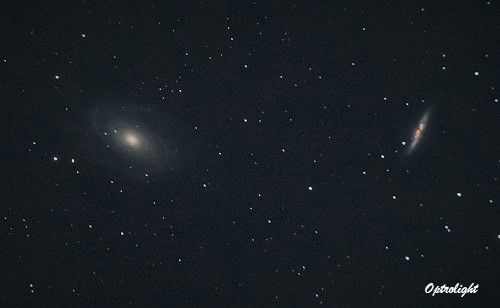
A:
[0,0,499,306]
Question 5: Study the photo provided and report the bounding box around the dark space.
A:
[1,0,498,306]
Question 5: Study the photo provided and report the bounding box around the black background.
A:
[1,0,499,306]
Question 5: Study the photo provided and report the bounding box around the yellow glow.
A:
[124,133,140,147]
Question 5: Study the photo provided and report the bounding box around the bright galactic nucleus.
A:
[90,104,181,172]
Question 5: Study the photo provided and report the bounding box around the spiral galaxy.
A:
[91,104,180,172]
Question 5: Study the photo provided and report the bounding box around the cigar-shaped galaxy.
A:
[407,110,431,154]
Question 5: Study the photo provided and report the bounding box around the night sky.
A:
[1,0,499,306]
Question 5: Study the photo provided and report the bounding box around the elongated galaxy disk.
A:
[407,109,431,154]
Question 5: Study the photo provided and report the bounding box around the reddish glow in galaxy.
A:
[407,110,431,154]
